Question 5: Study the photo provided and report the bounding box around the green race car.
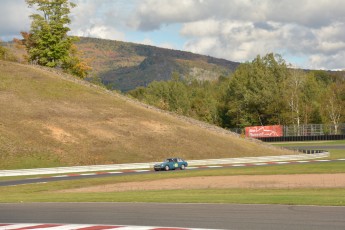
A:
[154,158,188,171]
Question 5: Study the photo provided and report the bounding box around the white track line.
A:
[0,223,220,230]
[232,164,246,167]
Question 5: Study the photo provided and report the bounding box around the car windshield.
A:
[165,159,173,162]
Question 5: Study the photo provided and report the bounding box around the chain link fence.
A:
[283,123,345,136]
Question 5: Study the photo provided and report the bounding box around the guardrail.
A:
[298,149,327,154]
[257,134,345,142]
[0,152,329,177]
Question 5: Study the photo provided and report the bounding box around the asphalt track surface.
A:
[1,159,342,187]
[1,203,345,230]
[1,145,344,229]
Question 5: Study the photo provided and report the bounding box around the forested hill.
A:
[76,37,240,92]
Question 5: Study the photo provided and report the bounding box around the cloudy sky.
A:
[1,0,345,70]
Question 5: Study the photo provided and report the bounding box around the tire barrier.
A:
[298,149,327,154]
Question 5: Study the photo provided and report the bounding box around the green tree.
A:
[300,72,323,124]
[320,81,345,133]
[140,73,190,115]
[282,69,305,128]
[188,80,220,124]
[224,53,288,127]
[22,0,90,77]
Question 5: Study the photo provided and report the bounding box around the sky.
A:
[1,0,345,70]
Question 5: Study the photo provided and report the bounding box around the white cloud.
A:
[131,0,345,69]
[0,0,31,41]
[130,0,206,30]
[159,42,175,49]
[138,38,154,46]
[134,38,175,50]
[74,25,125,41]
[1,0,345,69]
[132,0,345,29]
[180,19,220,37]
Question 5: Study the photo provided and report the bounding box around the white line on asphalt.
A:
[79,173,96,176]
[0,224,221,230]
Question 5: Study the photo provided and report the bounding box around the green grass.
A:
[271,140,345,146]
[271,140,345,160]
[0,161,344,205]
[328,149,345,159]
[1,185,344,206]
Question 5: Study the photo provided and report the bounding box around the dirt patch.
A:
[43,125,78,143]
[59,173,345,193]
[140,121,170,134]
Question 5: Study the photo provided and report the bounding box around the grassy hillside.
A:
[0,61,291,169]
[76,37,239,91]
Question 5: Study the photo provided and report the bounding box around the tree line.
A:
[128,53,345,130]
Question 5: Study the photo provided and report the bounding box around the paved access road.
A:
[0,203,344,230]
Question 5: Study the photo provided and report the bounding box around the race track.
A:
[2,159,343,187]
[1,203,344,230]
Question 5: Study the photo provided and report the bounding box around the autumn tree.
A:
[0,40,8,60]
[22,0,90,77]
[0,40,17,62]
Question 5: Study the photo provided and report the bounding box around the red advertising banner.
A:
[245,125,283,138]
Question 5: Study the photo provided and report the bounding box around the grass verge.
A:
[0,161,344,206]
[1,187,344,206]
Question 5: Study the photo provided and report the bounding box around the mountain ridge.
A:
[76,37,240,91]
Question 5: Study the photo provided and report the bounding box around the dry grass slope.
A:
[0,61,292,169]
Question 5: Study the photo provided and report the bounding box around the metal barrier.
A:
[257,134,345,142]
[298,150,327,154]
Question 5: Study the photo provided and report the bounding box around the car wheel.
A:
[165,165,170,171]
[180,164,185,170]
